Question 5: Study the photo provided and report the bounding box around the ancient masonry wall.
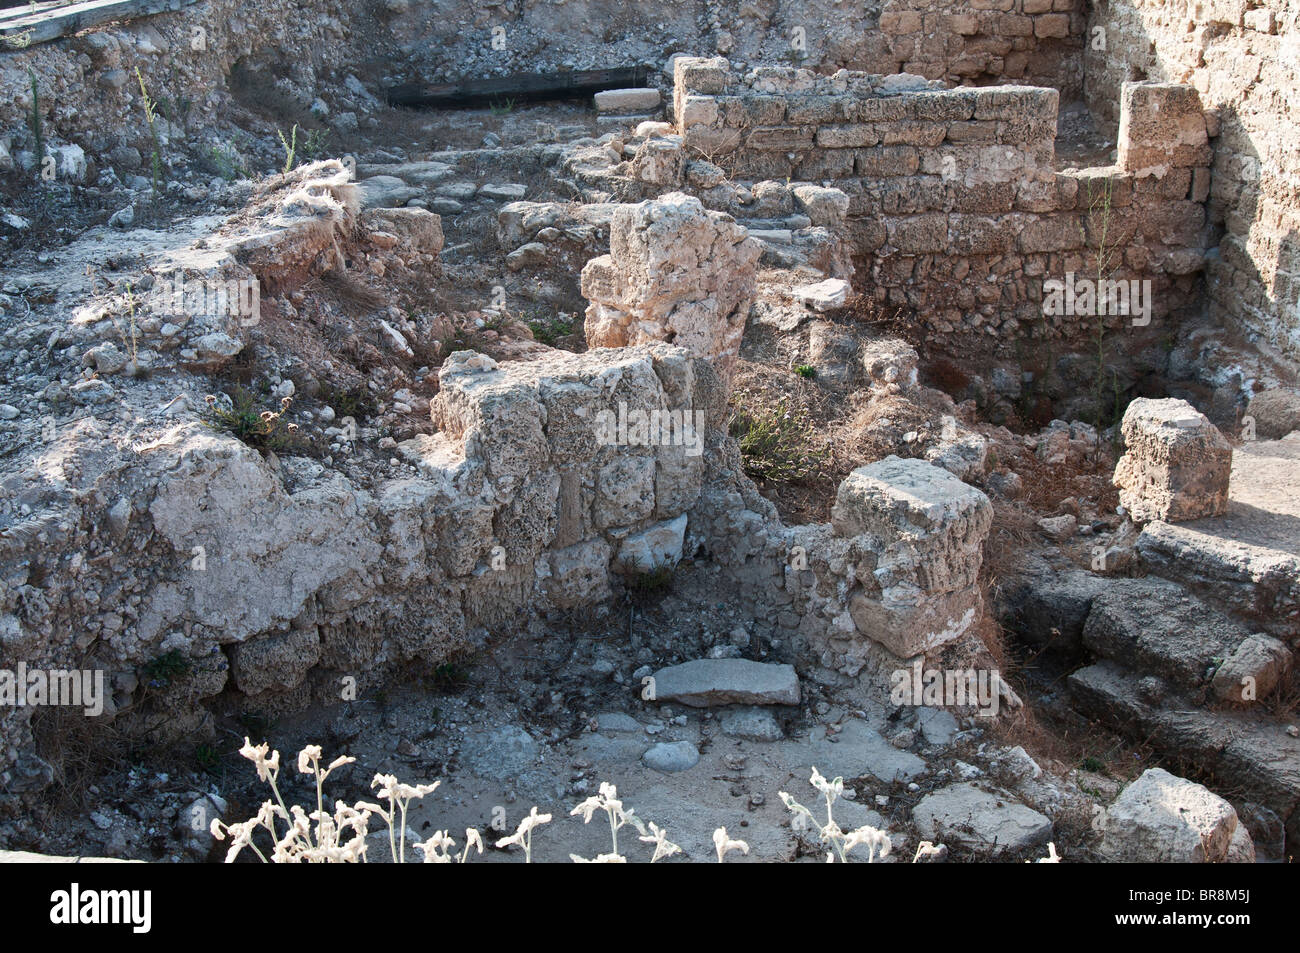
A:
[673,58,1213,348]
[867,0,1088,93]
[1086,0,1300,363]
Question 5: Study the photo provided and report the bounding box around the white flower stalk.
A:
[570,781,649,860]
[1034,843,1061,863]
[713,827,750,863]
[370,773,440,863]
[912,841,945,863]
[496,807,552,863]
[638,822,682,863]
[779,766,894,863]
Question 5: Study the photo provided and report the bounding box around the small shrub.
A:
[794,364,817,379]
[526,311,575,347]
[728,398,829,484]
[300,127,330,161]
[205,388,303,453]
[277,123,298,174]
[142,650,191,689]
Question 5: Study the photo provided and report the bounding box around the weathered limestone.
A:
[1116,82,1211,179]
[1113,398,1232,522]
[1211,633,1293,704]
[795,278,850,312]
[671,59,1211,351]
[1245,389,1300,440]
[581,192,760,387]
[1099,767,1250,863]
[832,456,993,658]
[912,783,1053,856]
[594,88,662,113]
[649,659,800,707]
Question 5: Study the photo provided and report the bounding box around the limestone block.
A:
[581,193,759,387]
[1113,398,1232,522]
[1100,768,1248,862]
[832,456,993,657]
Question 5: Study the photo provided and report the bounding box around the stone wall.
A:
[0,342,725,787]
[1086,0,1300,363]
[674,58,1212,349]
[869,0,1087,93]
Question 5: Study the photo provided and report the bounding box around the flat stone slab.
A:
[595,711,643,734]
[594,88,662,113]
[650,659,800,707]
[912,783,1052,855]
[0,851,138,863]
[357,175,422,209]
[478,183,528,201]
[785,718,927,783]
[795,278,850,312]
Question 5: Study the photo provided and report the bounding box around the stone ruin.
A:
[0,0,1296,866]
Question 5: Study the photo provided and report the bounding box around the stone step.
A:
[1069,660,1300,846]
[1081,577,1251,692]
[649,659,799,707]
[1136,434,1300,637]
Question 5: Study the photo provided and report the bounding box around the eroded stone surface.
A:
[1114,398,1232,523]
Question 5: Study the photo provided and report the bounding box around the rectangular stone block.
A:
[907,90,978,121]
[816,123,880,148]
[890,214,949,253]
[1033,13,1071,37]
[849,97,910,123]
[833,456,992,657]
[1113,398,1232,522]
[745,125,815,151]
[881,121,949,147]
[786,95,846,124]
[974,85,1059,121]
[855,145,920,177]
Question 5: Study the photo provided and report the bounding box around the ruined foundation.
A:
[0,0,1297,869]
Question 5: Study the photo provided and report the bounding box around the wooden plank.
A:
[0,0,198,49]
[387,66,650,109]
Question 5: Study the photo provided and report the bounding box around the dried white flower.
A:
[713,827,750,863]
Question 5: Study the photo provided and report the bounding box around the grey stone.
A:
[596,711,642,734]
[464,726,538,781]
[643,740,700,772]
[915,707,959,746]
[912,783,1052,855]
[1100,767,1246,863]
[650,659,800,707]
[719,706,784,741]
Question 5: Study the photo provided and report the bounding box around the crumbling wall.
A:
[0,342,723,789]
[0,0,374,172]
[689,449,996,696]
[1086,0,1300,362]
[674,58,1212,349]
[580,192,761,388]
[868,0,1087,93]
